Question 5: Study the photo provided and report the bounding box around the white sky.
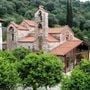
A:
[80,0,90,2]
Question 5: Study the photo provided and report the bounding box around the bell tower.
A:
[34,5,48,51]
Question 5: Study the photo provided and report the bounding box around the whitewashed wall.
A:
[0,23,2,50]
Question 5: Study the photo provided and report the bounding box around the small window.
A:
[12,33,14,41]
[66,35,69,40]
[39,11,42,21]
[9,27,14,41]
[38,23,42,29]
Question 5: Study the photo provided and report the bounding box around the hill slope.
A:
[0,0,90,41]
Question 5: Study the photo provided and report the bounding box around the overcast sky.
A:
[80,0,90,2]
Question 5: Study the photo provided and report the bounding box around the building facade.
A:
[6,6,89,72]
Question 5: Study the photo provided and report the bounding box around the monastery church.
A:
[0,6,89,72]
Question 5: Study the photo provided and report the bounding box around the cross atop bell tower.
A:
[34,5,48,51]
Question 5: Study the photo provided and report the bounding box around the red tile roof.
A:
[9,21,73,33]
[18,36,36,43]
[48,25,73,34]
[47,34,59,42]
[49,28,62,34]
[18,34,59,43]
[11,22,28,30]
[24,20,36,27]
[51,40,82,56]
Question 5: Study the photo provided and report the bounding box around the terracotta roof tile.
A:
[18,36,36,43]
[49,28,62,34]
[18,34,59,43]
[51,40,82,56]
[11,22,28,30]
[48,25,73,34]
[47,34,59,42]
[24,20,36,27]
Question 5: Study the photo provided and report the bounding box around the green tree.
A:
[62,60,90,90]
[12,47,30,60]
[24,10,34,19]
[56,13,66,25]
[0,57,20,90]
[79,60,90,74]
[0,51,17,63]
[19,53,63,90]
[66,0,73,27]
[48,14,58,27]
[84,20,90,30]
[45,2,55,12]
[72,27,84,40]
[0,0,89,42]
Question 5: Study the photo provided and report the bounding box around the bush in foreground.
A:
[62,60,90,90]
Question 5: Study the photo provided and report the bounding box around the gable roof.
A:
[51,40,82,56]
[18,36,36,43]
[8,20,73,34]
[47,34,59,42]
[48,25,73,34]
[9,22,28,31]
[23,20,36,27]
[18,34,59,43]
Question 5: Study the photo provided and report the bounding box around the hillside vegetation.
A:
[0,0,90,41]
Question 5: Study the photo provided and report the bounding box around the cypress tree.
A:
[66,0,73,27]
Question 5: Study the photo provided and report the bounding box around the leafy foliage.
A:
[19,53,63,89]
[62,60,90,90]
[12,47,30,60]
[66,0,73,27]
[0,48,64,90]
[0,57,20,89]
[79,60,90,74]
[0,51,17,63]
[0,0,89,41]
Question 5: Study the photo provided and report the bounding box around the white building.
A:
[0,19,4,50]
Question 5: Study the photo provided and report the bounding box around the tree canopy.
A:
[1,0,90,42]
[19,53,63,90]
[12,47,31,60]
[62,60,90,90]
[0,57,20,90]
[0,49,64,90]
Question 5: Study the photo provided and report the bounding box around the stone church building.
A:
[6,6,89,72]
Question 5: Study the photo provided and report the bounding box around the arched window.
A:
[66,32,69,41]
[38,23,42,29]
[39,11,42,21]
[9,27,14,41]
[66,35,69,40]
